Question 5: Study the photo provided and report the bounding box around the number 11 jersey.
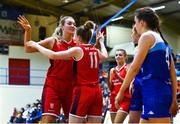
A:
[76,44,100,85]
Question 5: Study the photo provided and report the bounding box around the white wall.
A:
[0,46,50,85]
[106,26,136,56]
[0,85,43,124]
[0,45,47,123]
[106,26,132,48]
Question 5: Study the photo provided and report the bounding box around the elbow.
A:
[49,53,59,60]
[24,47,32,53]
[24,43,33,53]
[49,54,56,60]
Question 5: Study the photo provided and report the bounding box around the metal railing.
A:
[0,67,47,85]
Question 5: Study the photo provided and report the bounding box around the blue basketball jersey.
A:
[137,31,173,119]
[140,31,172,83]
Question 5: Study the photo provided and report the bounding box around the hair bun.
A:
[84,21,94,30]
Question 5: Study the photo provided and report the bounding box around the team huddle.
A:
[17,7,178,123]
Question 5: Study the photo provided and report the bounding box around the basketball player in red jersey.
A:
[17,15,76,123]
[26,21,108,123]
[108,49,131,123]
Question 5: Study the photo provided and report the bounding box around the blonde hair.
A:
[52,16,74,40]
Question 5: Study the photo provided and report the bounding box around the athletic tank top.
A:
[140,30,172,83]
[46,38,76,80]
[111,64,130,97]
[76,45,100,85]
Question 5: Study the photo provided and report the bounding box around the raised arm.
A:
[17,15,53,53]
[26,41,83,60]
[17,15,32,51]
[96,32,108,60]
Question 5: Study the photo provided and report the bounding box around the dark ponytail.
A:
[135,7,168,45]
[156,26,168,45]
[77,20,95,43]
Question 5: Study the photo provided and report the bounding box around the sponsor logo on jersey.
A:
[148,110,154,115]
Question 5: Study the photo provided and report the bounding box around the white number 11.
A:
[89,52,98,69]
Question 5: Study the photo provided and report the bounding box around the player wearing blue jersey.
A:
[115,7,178,123]
[127,25,142,123]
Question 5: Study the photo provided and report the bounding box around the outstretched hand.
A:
[96,31,104,44]
[17,15,31,31]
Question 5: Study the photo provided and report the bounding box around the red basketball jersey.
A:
[111,64,130,97]
[46,39,77,80]
[76,45,100,85]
